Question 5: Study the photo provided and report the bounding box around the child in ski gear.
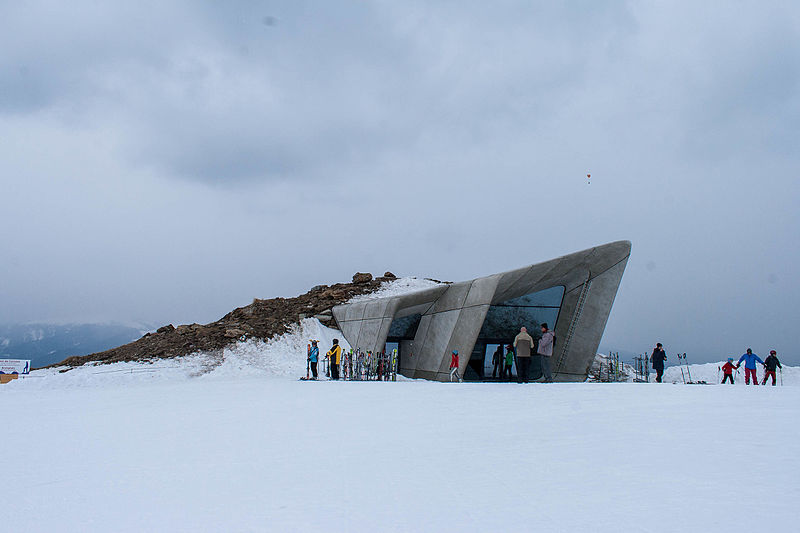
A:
[327,339,342,380]
[651,343,667,383]
[737,348,763,385]
[721,357,738,384]
[449,350,461,382]
[308,340,319,379]
[504,344,514,380]
[762,350,782,386]
[514,327,534,383]
[538,323,556,383]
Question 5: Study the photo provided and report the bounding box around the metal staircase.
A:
[555,278,592,375]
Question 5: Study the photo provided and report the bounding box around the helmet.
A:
[452,349,458,355]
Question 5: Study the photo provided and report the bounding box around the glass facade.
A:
[464,286,565,381]
[387,313,422,340]
[478,286,564,342]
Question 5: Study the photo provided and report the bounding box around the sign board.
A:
[0,359,31,375]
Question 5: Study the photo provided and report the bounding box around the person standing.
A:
[737,348,763,386]
[651,343,667,383]
[503,344,515,381]
[449,350,462,382]
[308,340,320,380]
[762,350,782,386]
[537,323,556,383]
[721,357,738,384]
[491,345,503,378]
[327,339,342,380]
[513,327,534,383]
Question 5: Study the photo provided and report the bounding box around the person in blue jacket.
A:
[737,348,763,386]
[307,340,320,379]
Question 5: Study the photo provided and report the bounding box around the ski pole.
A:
[717,366,720,384]
[780,367,783,386]
[678,354,685,384]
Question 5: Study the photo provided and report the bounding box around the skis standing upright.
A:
[682,353,693,383]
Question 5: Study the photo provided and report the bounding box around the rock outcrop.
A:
[54,273,396,368]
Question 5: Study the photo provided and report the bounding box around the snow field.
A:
[3,378,798,532]
[4,311,798,532]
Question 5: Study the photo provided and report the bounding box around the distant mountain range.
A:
[0,323,154,368]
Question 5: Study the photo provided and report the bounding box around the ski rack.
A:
[331,348,398,382]
[631,354,649,382]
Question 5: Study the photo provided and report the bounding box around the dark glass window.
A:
[387,313,422,340]
[478,286,564,342]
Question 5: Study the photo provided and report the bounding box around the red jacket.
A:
[450,353,459,369]
[722,362,737,374]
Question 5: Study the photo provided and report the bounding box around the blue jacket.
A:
[308,345,319,363]
[737,352,763,370]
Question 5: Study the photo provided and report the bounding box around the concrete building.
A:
[332,240,631,382]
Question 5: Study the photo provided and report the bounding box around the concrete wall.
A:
[332,240,631,382]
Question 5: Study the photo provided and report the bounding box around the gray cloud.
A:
[1,1,798,363]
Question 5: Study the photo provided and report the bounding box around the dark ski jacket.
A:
[651,349,667,369]
[737,352,763,370]
[764,355,782,372]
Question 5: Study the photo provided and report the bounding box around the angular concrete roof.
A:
[332,240,631,382]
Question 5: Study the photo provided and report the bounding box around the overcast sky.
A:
[1,1,798,363]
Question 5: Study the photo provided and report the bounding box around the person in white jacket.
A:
[537,323,556,383]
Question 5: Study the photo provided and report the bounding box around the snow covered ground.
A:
[348,276,445,302]
[3,321,798,532]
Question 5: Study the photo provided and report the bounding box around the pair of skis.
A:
[677,353,708,384]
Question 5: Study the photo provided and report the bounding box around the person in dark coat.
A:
[762,350,782,386]
[491,345,503,378]
[651,343,667,383]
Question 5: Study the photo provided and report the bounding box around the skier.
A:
[449,349,462,382]
[327,339,342,380]
[307,340,319,380]
[537,323,556,383]
[737,348,763,386]
[503,344,514,381]
[721,357,738,384]
[762,350,782,386]
[651,343,667,383]
[491,345,503,378]
[513,327,534,383]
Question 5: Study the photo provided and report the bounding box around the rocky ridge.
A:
[54,272,396,368]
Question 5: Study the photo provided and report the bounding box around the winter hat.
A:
[452,349,458,355]
[727,357,733,362]
[770,350,777,355]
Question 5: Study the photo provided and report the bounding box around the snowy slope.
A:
[3,377,798,532]
[3,321,799,532]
